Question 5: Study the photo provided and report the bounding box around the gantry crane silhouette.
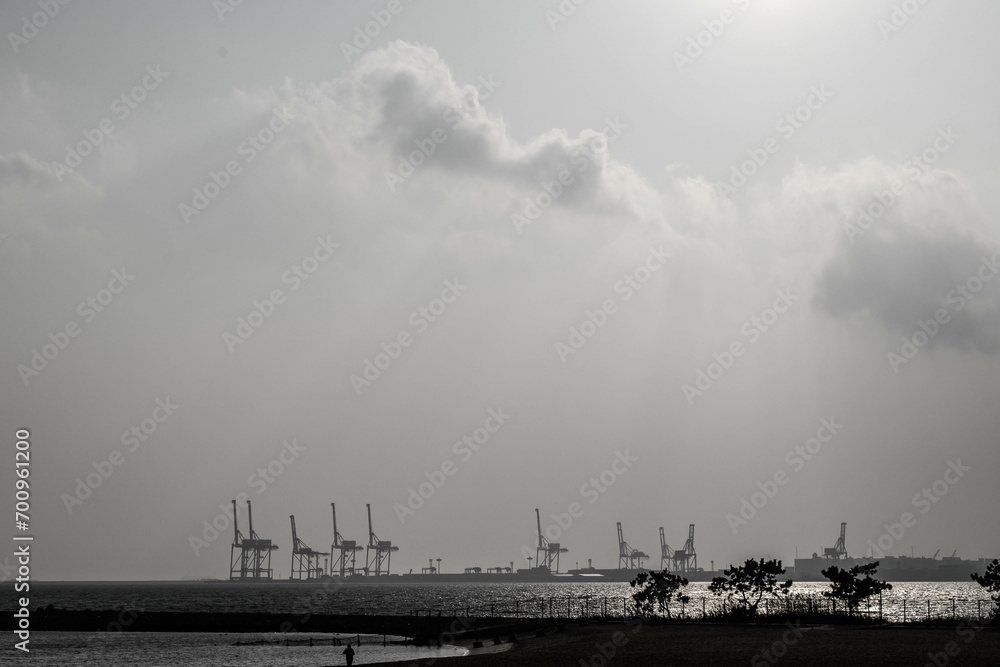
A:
[330,503,363,577]
[534,508,568,573]
[617,521,649,569]
[823,522,847,559]
[660,524,697,572]
[289,515,328,580]
[364,503,398,576]
[229,499,278,580]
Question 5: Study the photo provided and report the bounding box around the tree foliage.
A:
[630,569,690,619]
[821,561,892,615]
[708,558,793,617]
[971,559,1000,608]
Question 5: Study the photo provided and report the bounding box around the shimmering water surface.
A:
[26,579,991,618]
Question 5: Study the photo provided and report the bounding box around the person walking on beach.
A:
[342,642,355,666]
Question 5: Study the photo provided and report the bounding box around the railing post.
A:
[952,598,956,621]
[927,600,931,621]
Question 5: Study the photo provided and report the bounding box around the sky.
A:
[1,0,998,581]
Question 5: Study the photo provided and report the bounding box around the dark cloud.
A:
[816,226,1000,354]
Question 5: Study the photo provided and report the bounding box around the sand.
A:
[363,620,999,667]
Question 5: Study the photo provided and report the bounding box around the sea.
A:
[6,580,995,666]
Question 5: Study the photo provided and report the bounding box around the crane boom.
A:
[536,508,544,550]
[232,499,240,544]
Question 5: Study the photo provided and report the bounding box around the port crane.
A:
[230,499,278,580]
[823,522,848,559]
[365,503,398,576]
[534,508,568,573]
[289,515,328,580]
[617,522,649,570]
[330,503,363,578]
[660,524,697,572]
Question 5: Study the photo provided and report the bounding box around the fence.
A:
[409,594,998,624]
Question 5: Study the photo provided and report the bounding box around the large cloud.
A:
[811,164,1000,354]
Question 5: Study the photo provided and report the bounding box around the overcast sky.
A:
[2,0,998,581]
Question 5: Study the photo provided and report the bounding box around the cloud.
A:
[346,41,649,217]
[812,163,1000,354]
